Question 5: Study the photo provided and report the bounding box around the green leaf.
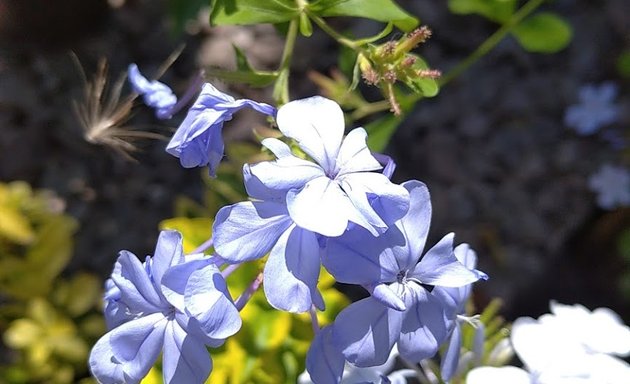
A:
[364,113,404,153]
[215,45,280,87]
[299,12,313,37]
[209,0,299,26]
[205,68,278,87]
[511,12,573,53]
[447,0,517,24]
[310,0,418,32]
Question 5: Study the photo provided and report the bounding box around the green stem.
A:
[273,17,300,105]
[351,100,392,121]
[308,13,361,52]
[440,0,546,86]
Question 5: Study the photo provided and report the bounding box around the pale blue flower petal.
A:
[397,286,451,363]
[128,64,177,119]
[109,313,168,382]
[166,108,227,175]
[184,263,242,339]
[332,297,404,367]
[395,180,432,269]
[149,230,184,293]
[441,322,462,381]
[166,83,275,176]
[276,96,344,174]
[248,139,325,191]
[162,320,212,384]
[335,128,382,176]
[340,172,410,235]
[368,282,406,311]
[410,233,487,287]
[305,326,345,384]
[161,258,214,313]
[323,226,402,285]
[243,164,287,202]
[213,201,293,263]
[263,225,324,313]
[111,251,163,313]
[89,332,130,384]
[286,176,355,237]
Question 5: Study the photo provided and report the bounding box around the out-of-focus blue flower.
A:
[128,64,177,119]
[564,82,620,135]
[440,244,485,381]
[167,83,276,177]
[588,164,630,209]
[212,161,325,313]
[249,96,410,237]
[89,230,241,384]
[315,181,486,371]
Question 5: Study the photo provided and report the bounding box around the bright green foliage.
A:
[209,0,417,31]
[0,181,104,384]
[209,0,299,26]
[308,0,418,31]
[159,212,349,384]
[511,12,572,53]
[448,0,517,24]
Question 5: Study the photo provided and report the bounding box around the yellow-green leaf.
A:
[511,12,573,53]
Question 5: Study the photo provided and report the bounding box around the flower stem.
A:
[273,18,299,105]
[309,305,320,334]
[308,13,360,52]
[440,0,546,86]
[220,263,240,279]
[234,272,263,311]
[190,236,213,254]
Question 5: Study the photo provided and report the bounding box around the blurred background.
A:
[0,0,629,382]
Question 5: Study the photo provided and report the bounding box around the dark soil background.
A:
[0,0,629,325]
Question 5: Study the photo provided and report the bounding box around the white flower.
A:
[466,302,630,384]
[588,164,630,209]
[564,82,620,135]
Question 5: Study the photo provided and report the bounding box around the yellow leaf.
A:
[159,217,213,254]
[0,205,34,244]
[3,319,42,348]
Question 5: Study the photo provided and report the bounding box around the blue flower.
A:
[248,96,410,237]
[128,64,177,119]
[588,164,630,210]
[318,180,486,369]
[89,230,241,384]
[167,83,276,177]
[564,82,620,135]
[212,160,324,313]
[440,244,485,381]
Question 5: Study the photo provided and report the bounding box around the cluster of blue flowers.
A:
[88,65,487,384]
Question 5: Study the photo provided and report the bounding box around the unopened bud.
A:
[400,56,417,68]
[383,70,397,83]
[362,68,380,85]
[394,25,432,58]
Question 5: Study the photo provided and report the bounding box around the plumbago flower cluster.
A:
[88,67,487,384]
